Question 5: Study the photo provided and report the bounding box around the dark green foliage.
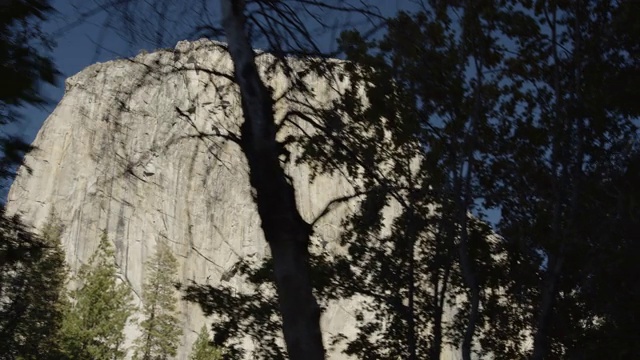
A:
[0,4,62,353]
[0,210,46,268]
[297,5,515,359]
[182,258,287,359]
[185,1,639,359]
[0,0,57,110]
[0,209,68,360]
[0,0,59,186]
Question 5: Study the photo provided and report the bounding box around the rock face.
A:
[7,40,460,359]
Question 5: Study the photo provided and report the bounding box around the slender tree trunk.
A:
[406,221,417,360]
[531,251,564,360]
[430,291,443,359]
[458,226,480,360]
[220,2,325,359]
[403,196,420,360]
[458,55,483,360]
[430,246,451,360]
[532,6,564,358]
[142,305,156,360]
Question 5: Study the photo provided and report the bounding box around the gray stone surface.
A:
[6,39,460,359]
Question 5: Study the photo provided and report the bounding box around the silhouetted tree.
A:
[0,0,59,185]
[0,210,68,359]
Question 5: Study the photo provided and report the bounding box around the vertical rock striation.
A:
[6,39,361,359]
[7,39,461,359]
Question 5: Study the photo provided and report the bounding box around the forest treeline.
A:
[0,211,222,360]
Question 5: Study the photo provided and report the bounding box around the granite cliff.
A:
[7,39,460,359]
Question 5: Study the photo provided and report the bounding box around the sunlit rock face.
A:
[7,39,460,359]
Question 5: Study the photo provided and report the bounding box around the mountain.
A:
[6,39,460,359]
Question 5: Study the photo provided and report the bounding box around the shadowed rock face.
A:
[7,39,461,359]
[7,39,364,359]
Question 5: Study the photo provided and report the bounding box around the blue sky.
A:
[16,0,135,143]
[12,1,501,225]
[16,1,413,144]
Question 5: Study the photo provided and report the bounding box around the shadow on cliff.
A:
[64,38,374,358]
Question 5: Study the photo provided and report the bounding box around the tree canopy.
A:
[1,1,638,359]
[0,210,68,360]
[183,1,640,359]
[0,0,58,184]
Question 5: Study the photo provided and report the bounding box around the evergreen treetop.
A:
[59,231,134,360]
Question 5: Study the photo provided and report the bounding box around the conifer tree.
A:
[189,326,223,360]
[59,231,134,360]
[0,209,68,359]
[133,241,181,360]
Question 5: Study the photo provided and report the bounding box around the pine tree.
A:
[20,210,69,359]
[0,209,68,360]
[59,231,134,360]
[189,326,223,360]
[133,241,181,360]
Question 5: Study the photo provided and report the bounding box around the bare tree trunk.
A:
[531,251,564,360]
[406,212,418,360]
[458,223,480,360]
[407,253,417,360]
[458,54,484,360]
[531,6,563,359]
[220,2,325,359]
[429,242,451,360]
